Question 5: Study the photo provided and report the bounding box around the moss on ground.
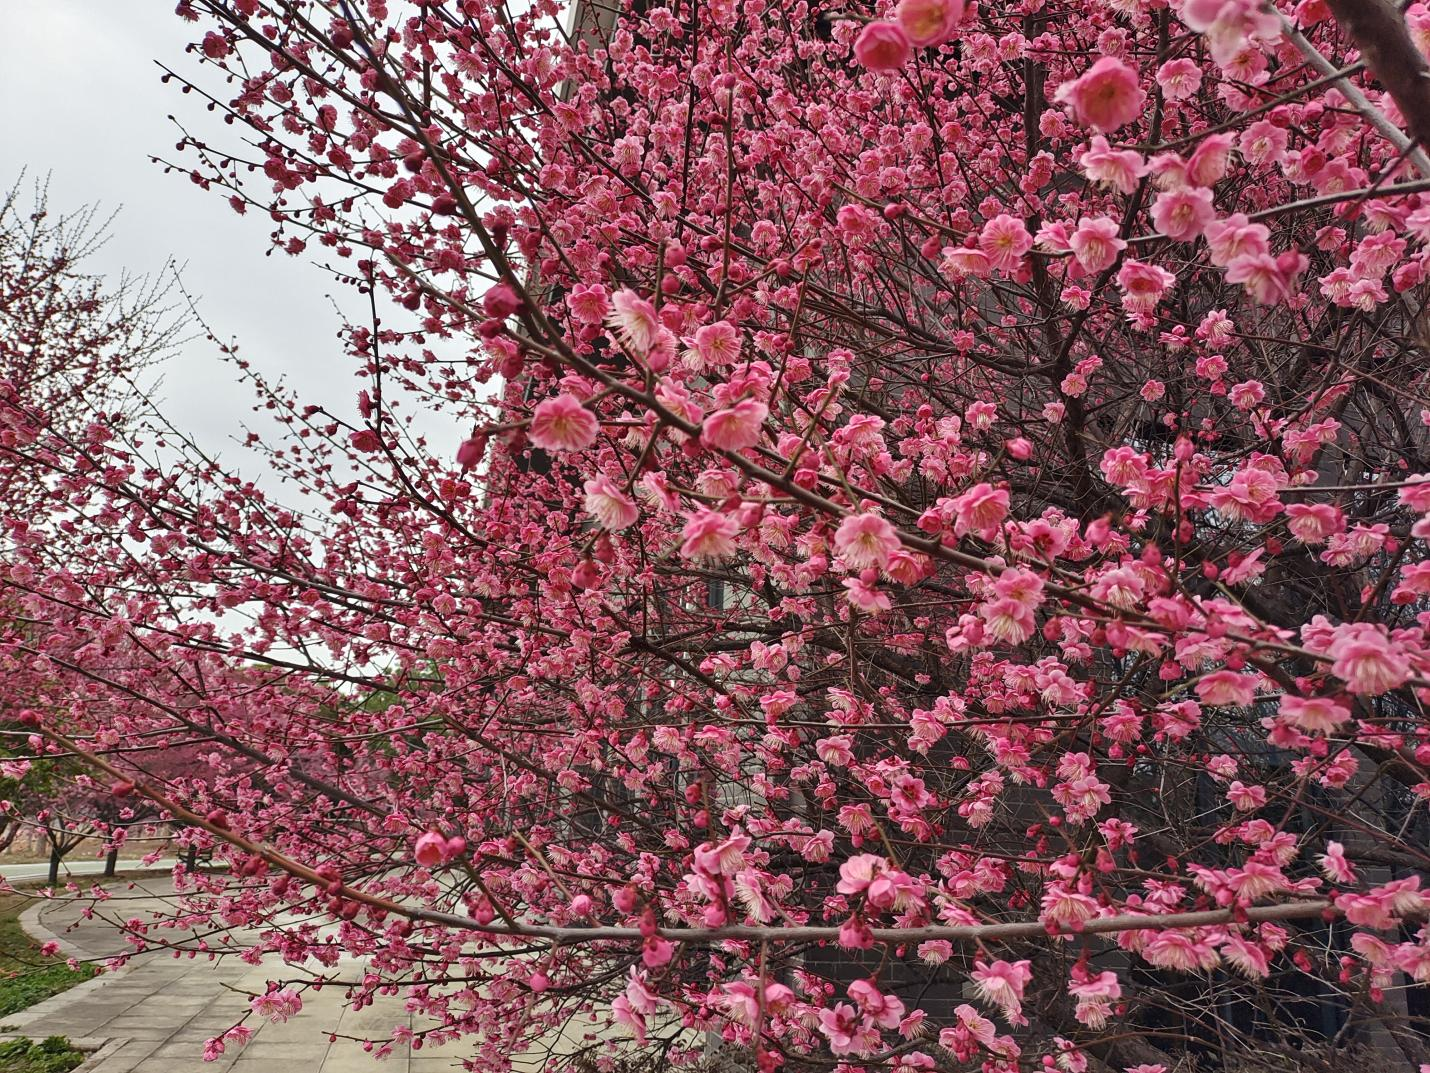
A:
[0,893,96,1019]
[0,1036,86,1073]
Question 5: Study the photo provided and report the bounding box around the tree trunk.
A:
[47,843,61,886]
[185,844,198,873]
[1325,0,1430,161]
[103,846,118,877]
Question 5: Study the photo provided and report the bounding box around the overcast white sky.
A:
[1,2,373,464]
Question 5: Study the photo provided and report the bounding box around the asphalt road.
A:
[0,858,176,882]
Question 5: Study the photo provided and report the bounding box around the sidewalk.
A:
[2,876,467,1072]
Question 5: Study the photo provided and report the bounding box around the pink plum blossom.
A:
[1054,58,1147,133]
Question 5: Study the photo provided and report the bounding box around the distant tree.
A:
[0,177,176,517]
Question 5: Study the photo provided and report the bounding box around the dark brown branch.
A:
[1326,0,1430,159]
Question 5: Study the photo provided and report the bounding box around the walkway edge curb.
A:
[73,1036,128,1071]
[3,889,151,1033]
[19,899,94,963]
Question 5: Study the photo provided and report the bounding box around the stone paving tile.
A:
[9,877,585,1071]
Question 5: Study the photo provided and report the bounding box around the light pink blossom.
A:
[529,394,599,452]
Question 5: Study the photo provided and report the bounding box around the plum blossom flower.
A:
[844,570,893,614]
[979,214,1033,272]
[919,939,953,964]
[605,288,661,356]
[204,1027,253,1062]
[1068,967,1121,1028]
[939,1004,999,1056]
[818,1002,871,1055]
[1181,0,1281,66]
[456,434,488,470]
[837,853,889,896]
[971,959,1033,1024]
[612,970,658,1043]
[1278,695,1349,734]
[1226,780,1267,810]
[942,244,993,279]
[702,399,768,452]
[1117,260,1176,312]
[854,22,911,71]
[1143,930,1220,971]
[1204,216,1270,267]
[895,0,964,46]
[1156,57,1202,100]
[1186,133,1236,187]
[1041,882,1100,927]
[1240,119,1288,165]
[717,980,795,1028]
[567,282,609,323]
[1226,250,1308,305]
[1054,57,1146,133]
[1220,934,1271,978]
[1079,136,1148,193]
[834,512,901,570]
[950,482,1010,539]
[1052,772,1112,823]
[1319,841,1357,883]
[1327,625,1411,695]
[1068,217,1126,273]
[1,760,31,780]
[251,988,304,1023]
[684,320,741,371]
[1196,670,1257,707]
[692,826,751,876]
[680,509,740,561]
[849,978,906,1028]
[979,595,1035,645]
[838,915,876,949]
[414,830,456,867]
[816,734,855,766]
[583,476,639,530]
[1152,187,1215,241]
[1336,878,1428,929]
[529,394,599,452]
[800,830,835,862]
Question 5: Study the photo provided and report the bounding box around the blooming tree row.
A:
[5,0,1430,1069]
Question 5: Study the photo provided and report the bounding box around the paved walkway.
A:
[1,875,573,1072]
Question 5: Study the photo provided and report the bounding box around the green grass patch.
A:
[0,894,96,1019]
[0,1036,86,1073]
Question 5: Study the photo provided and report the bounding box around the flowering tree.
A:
[0,178,176,514]
[6,0,1430,1069]
[0,183,183,881]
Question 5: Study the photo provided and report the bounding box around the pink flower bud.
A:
[854,21,911,71]
[571,559,601,590]
[482,282,522,319]
[895,0,964,46]
[413,831,447,868]
[456,434,488,469]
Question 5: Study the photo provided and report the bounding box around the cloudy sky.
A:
[1,2,378,464]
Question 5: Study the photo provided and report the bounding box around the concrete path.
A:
[1,875,480,1072]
